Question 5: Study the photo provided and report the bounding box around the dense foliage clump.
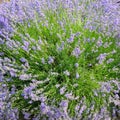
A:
[0,0,120,120]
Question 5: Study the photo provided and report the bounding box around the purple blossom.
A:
[23,112,31,119]
[0,38,4,44]
[54,111,62,118]
[24,86,34,95]
[30,93,39,101]
[2,84,7,87]
[0,0,119,119]
[22,86,35,99]
[96,37,103,47]
[0,92,6,100]
[19,74,30,80]
[40,102,49,114]
[100,82,112,93]
[22,41,30,52]
[46,110,54,117]
[79,105,86,116]
[67,34,75,43]
[39,95,46,102]
[60,100,68,108]
[0,52,4,56]
[75,32,81,37]
[76,72,80,79]
[38,38,43,44]
[75,63,79,68]
[0,20,5,29]
[72,47,81,58]
[20,57,27,63]
[0,72,3,82]
[48,56,54,64]
[65,92,74,100]
[0,15,9,30]
[97,53,107,64]
[9,69,16,77]
[60,86,66,95]
[10,85,16,95]
[32,46,37,51]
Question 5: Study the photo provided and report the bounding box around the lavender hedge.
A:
[0,0,120,120]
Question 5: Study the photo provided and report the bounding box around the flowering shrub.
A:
[0,0,120,119]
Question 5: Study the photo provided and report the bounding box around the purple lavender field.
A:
[0,0,120,120]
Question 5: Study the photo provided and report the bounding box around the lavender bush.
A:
[0,0,120,120]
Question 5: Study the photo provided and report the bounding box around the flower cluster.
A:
[0,0,120,119]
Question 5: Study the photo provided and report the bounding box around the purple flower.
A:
[97,53,107,64]
[75,63,79,68]
[40,102,49,114]
[0,52,4,56]
[2,84,6,87]
[0,15,8,29]
[32,46,37,51]
[39,95,46,102]
[60,100,68,108]
[76,72,80,79]
[10,69,16,77]
[19,74,30,80]
[0,102,4,108]
[0,38,4,45]
[75,32,81,37]
[22,86,35,99]
[48,56,54,64]
[24,86,34,95]
[32,117,39,120]
[23,112,31,119]
[0,20,5,29]
[46,110,54,117]
[20,57,26,63]
[10,85,16,95]
[96,37,103,47]
[38,39,43,44]
[54,111,62,118]
[67,34,75,43]
[0,72,3,82]
[65,92,74,100]
[22,41,30,52]
[60,86,66,95]
[79,105,86,115]
[72,47,81,58]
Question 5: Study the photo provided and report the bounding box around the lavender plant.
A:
[0,0,120,119]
